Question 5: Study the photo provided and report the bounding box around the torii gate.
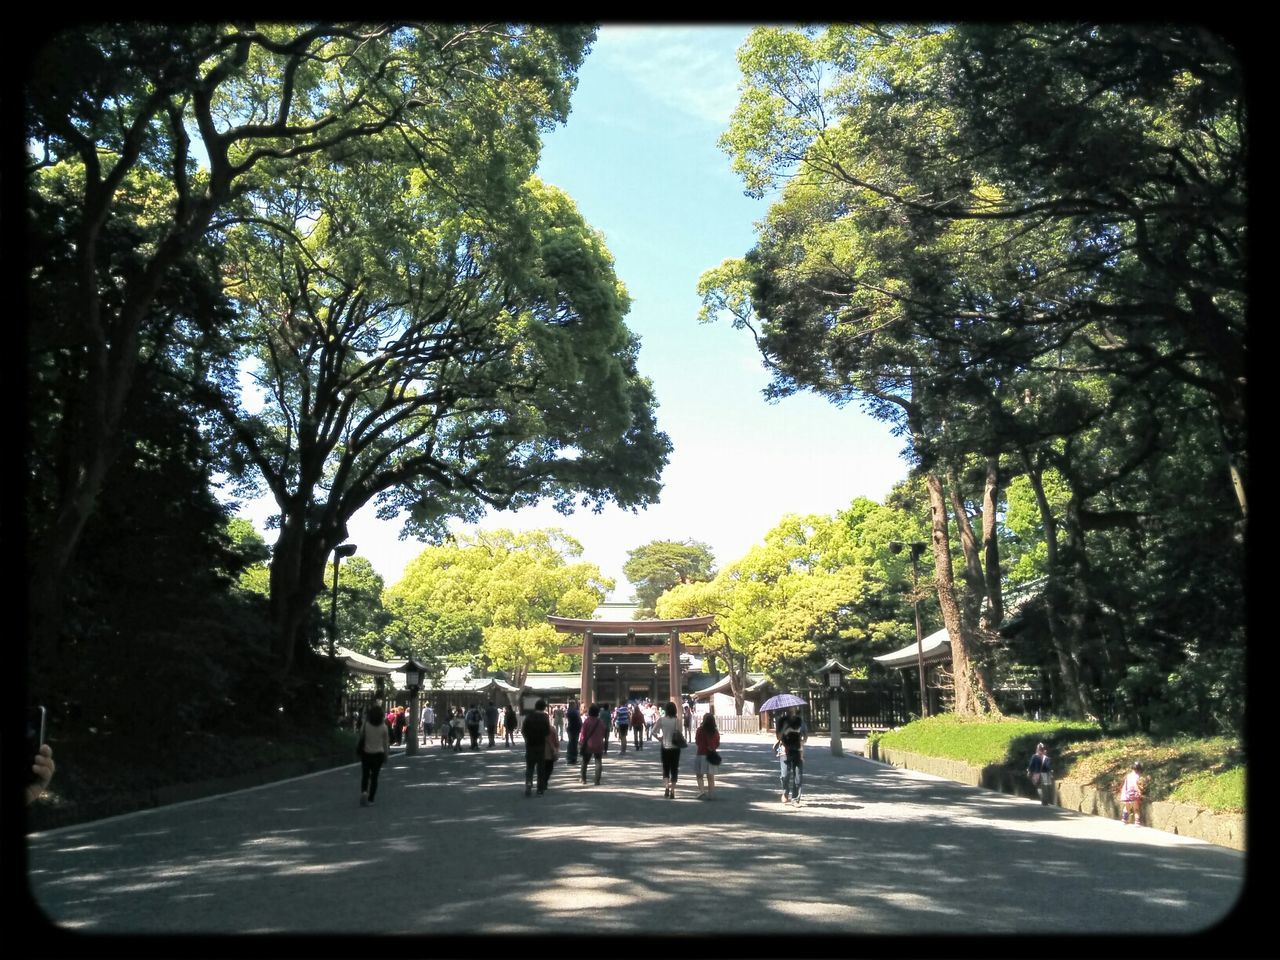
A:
[547,614,716,707]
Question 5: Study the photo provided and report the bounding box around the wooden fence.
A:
[701,713,766,735]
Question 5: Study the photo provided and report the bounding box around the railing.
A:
[804,684,910,733]
[701,713,765,735]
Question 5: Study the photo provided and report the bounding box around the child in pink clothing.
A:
[1120,762,1145,825]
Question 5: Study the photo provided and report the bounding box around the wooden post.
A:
[580,630,595,707]
[668,630,682,706]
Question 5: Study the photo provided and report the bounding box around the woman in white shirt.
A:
[656,700,684,799]
[357,705,391,806]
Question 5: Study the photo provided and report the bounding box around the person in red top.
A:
[578,704,607,785]
[693,712,721,800]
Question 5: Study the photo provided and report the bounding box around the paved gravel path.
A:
[27,733,1246,936]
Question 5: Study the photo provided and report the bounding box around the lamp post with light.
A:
[889,540,929,717]
[818,659,849,756]
[401,656,426,756]
[329,543,358,660]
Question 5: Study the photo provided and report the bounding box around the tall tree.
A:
[25,22,598,664]
[205,161,668,669]
[703,23,1245,719]
[658,506,918,712]
[384,529,610,688]
[623,540,715,616]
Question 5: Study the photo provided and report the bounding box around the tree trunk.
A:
[980,456,1004,632]
[1059,495,1103,720]
[926,471,999,715]
[946,468,1003,717]
[267,510,333,673]
[729,651,746,716]
[947,465,986,629]
[1021,454,1094,720]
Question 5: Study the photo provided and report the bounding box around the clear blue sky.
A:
[239,25,909,598]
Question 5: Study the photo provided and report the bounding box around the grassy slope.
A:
[870,715,1244,813]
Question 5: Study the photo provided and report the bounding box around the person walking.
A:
[565,700,582,767]
[394,706,408,747]
[614,701,630,753]
[357,705,391,807]
[485,701,500,748]
[1027,742,1054,806]
[504,705,518,747]
[553,703,566,741]
[578,704,606,786]
[465,703,482,750]
[600,704,612,752]
[693,712,721,800]
[449,708,466,751]
[1120,762,1145,825]
[421,703,435,742]
[521,699,555,797]
[682,699,695,743]
[632,702,644,750]
[656,700,685,799]
[776,705,806,805]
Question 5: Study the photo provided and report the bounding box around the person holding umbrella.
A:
[774,703,807,805]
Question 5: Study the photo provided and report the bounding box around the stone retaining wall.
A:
[873,744,1244,852]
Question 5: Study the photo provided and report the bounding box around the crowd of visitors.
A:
[349,695,823,811]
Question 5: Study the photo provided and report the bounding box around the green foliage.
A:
[879,718,1243,813]
[876,714,1103,767]
[1169,767,1245,814]
[324,556,391,654]
[384,528,610,684]
[623,540,715,615]
[1002,471,1070,583]
[25,23,620,674]
[656,503,927,693]
[703,23,1245,733]
[33,354,281,738]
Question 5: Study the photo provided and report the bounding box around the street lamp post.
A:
[890,540,929,718]
[401,656,426,757]
[819,660,849,757]
[329,543,358,660]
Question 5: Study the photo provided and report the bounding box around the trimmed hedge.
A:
[870,713,1102,767]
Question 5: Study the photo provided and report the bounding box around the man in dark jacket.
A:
[521,700,555,797]
[484,701,500,748]
[565,700,582,766]
[465,704,482,750]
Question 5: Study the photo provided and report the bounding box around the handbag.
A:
[545,730,560,762]
[355,727,366,759]
[707,749,722,766]
[673,731,687,749]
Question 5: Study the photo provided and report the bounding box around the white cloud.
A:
[593,25,749,129]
